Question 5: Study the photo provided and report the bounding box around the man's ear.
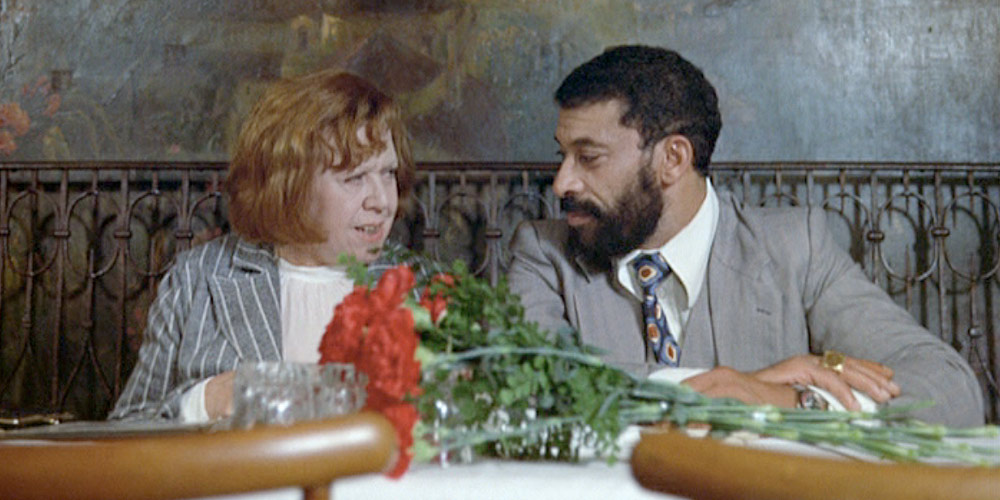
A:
[652,135,695,186]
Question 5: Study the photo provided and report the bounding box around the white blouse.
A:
[277,258,355,363]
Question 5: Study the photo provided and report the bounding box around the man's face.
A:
[554,100,663,268]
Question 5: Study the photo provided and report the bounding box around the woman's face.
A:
[281,130,399,266]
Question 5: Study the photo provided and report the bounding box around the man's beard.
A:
[563,159,663,271]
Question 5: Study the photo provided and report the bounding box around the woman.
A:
[110,70,415,421]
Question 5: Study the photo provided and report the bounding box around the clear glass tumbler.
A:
[229,361,367,429]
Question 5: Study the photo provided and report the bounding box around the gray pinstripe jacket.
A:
[110,234,424,420]
[109,235,284,420]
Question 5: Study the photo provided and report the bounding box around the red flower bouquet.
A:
[319,261,999,478]
[318,266,423,477]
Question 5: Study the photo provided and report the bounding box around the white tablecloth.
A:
[189,458,675,500]
[192,429,866,500]
[330,431,875,500]
[335,459,673,500]
[193,425,676,500]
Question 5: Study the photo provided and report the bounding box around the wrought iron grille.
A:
[1,161,997,422]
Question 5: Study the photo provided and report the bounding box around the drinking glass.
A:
[229,361,366,429]
[312,363,367,420]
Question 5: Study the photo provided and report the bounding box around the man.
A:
[507,45,983,426]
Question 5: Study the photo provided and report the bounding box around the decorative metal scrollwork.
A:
[1,162,998,423]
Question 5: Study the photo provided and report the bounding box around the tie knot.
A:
[631,253,671,288]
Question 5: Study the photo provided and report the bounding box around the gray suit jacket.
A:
[110,235,282,420]
[110,234,424,420]
[507,193,984,426]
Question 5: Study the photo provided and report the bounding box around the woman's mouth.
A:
[355,223,386,241]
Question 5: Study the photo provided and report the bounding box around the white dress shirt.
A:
[614,178,719,347]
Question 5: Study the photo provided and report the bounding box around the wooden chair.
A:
[631,428,999,500]
[0,411,396,500]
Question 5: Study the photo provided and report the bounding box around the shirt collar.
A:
[615,177,719,308]
[277,257,348,283]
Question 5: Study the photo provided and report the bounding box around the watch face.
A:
[796,387,828,411]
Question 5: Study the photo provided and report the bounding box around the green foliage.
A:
[356,252,1000,466]
[412,259,639,460]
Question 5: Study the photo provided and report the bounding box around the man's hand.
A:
[204,371,236,419]
[752,354,900,411]
[683,367,798,408]
[683,354,901,410]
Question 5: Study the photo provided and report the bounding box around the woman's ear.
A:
[653,135,695,186]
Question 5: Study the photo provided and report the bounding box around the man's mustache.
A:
[560,197,603,218]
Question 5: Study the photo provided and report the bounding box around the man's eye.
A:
[578,154,598,164]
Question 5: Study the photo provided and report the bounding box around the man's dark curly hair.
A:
[555,45,722,175]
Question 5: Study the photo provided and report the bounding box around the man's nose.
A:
[552,157,582,198]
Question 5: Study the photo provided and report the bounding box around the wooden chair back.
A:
[631,428,999,500]
[0,412,396,500]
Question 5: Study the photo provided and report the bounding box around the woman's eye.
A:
[382,168,398,178]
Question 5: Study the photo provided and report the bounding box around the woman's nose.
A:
[362,174,391,213]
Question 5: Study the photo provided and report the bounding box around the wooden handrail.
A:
[0,412,396,500]
[631,428,999,500]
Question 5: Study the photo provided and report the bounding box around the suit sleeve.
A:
[800,208,984,426]
[507,221,574,336]
[108,259,201,420]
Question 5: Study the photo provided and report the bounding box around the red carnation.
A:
[380,403,420,478]
[318,287,371,364]
[356,310,421,406]
[419,273,455,324]
[318,265,423,478]
[371,266,415,313]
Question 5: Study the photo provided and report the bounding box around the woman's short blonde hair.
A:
[226,70,414,245]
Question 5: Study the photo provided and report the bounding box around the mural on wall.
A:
[0,0,998,163]
[2,0,1000,421]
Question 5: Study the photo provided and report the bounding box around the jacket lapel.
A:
[679,285,715,367]
[206,237,282,362]
[571,255,649,364]
[690,195,780,370]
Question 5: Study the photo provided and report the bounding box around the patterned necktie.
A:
[631,253,680,366]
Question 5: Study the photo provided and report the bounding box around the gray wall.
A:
[0,0,997,163]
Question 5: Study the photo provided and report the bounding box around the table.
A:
[0,422,687,500]
[186,427,880,500]
[202,460,671,500]
[4,420,996,500]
